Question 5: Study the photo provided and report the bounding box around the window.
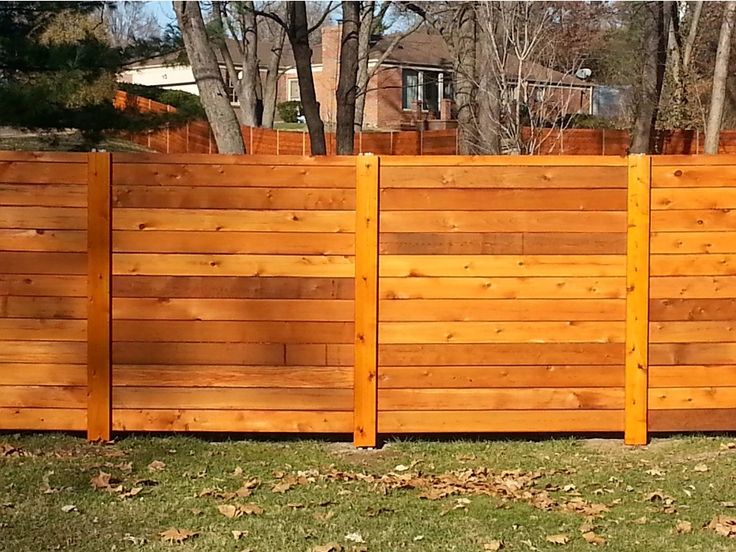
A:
[221,69,239,103]
[288,79,300,101]
[423,71,439,113]
[402,69,419,110]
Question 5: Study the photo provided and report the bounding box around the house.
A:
[121,26,596,130]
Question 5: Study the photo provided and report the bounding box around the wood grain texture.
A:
[0,161,86,184]
[87,152,112,441]
[652,210,736,231]
[0,385,86,408]
[0,363,86,386]
[379,365,624,389]
[650,343,736,365]
[0,229,86,252]
[380,255,625,278]
[625,154,651,445]
[651,232,736,254]
[378,410,624,433]
[649,387,736,410]
[650,298,736,320]
[0,184,87,207]
[650,321,736,343]
[113,254,354,277]
[0,206,86,229]
[650,365,736,388]
[354,155,379,447]
[380,277,625,300]
[0,252,86,274]
[2,296,86,319]
[381,211,625,233]
[651,254,736,276]
[380,188,626,211]
[0,319,86,341]
[652,187,736,209]
[0,408,86,431]
[113,409,351,433]
[652,165,736,187]
[0,275,86,297]
[380,388,623,411]
[649,409,736,431]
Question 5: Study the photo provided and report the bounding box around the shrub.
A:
[277,100,301,123]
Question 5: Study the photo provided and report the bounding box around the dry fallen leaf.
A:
[545,534,570,545]
[218,504,241,519]
[148,460,166,472]
[231,530,247,540]
[581,531,606,545]
[271,480,293,494]
[675,520,692,534]
[241,503,264,515]
[310,543,343,552]
[693,463,709,473]
[61,504,77,513]
[483,540,504,551]
[633,516,648,525]
[90,471,112,490]
[159,528,198,544]
[232,466,243,477]
[708,515,736,537]
[314,510,335,522]
[345,532,365,543]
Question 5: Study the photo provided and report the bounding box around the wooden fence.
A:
[1,151,735,445]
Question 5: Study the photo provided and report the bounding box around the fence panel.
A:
[0,152,89,431]
[649,155,736,431]
[376,156,629,434]
[109,154,355,433]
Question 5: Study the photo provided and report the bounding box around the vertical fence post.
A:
[87,152,112,441]
[354,154,380,447]
[625,154,651,445]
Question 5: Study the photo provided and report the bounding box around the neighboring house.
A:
[121,26,596,130]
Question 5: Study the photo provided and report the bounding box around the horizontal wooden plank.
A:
[0,207,86,230]
[112,342,284,365]
[0,152,87,163]
[113,365,352,388]
[652,165,736,186]
[651,321,736,343]
[381,211,625,233]
[380,188,626,211]
[380,232,523,255]
[380,255,625,277]
[651,343,736,365]
[285,344,352,366]
[0,229,86,252]
[380,166,626,189]
[0,363,85,386]
[378,343,624,366]
[113,387,351,411]
[112,153,356,166]
[381,156,627,167]
[521,233,626,255]
[0,252,86,274]
[113,231,354,255]
[652,210,736,231]
[380,321,623,344]
[113,254,354,277]
[651,254,736,276]
[0,184,86,207]
[113,164,356,188]
[0,385,85,408]
[652,187,736,210]
[0,319,86,341]
[650,365,736,388]
[380,299,625,322]
[113,208,353,232]
[2,296,86,319]
[650,298,736,321]
[0,407,86,431]
[0,341,85,363]
[651,232,736,254]
[113,298,352,321]
[113,409,351,433]
[380,388,623,411]
[113,185,355,210]
[652,155,736,166]
[379,365,623,389]
[112,275,354,299]
[114,320,353,343]
[650,387,736,410]
[380,277,625,300]
[0,275,86,297]
[649,409,736,431]
[378,409,624,432]
[0,161,86,184]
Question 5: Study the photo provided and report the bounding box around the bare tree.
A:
[704,1,736,153]
[103,1,160,47]
[259,4,287,128]
[258,1,337,154]
[473,1,583,155]
[173,1,245,153]
[212,1,259,127]
[630,1,671,154]
[336,1,360,154]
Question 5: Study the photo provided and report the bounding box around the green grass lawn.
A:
[2,434,736,551]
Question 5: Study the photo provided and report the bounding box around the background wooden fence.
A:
[1,151,735,445]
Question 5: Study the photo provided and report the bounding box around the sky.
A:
[145,1,176,28]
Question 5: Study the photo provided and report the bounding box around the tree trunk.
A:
[454,3,478,155]
[474,5,501,155]
[704,1,736,154]
[237,1,259,127]
[261,29,285,129]
[354,2,374,132]
[630,1,670,154]
[174,1,244,154]
[286,1,326,155]
[336,1,360,155]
